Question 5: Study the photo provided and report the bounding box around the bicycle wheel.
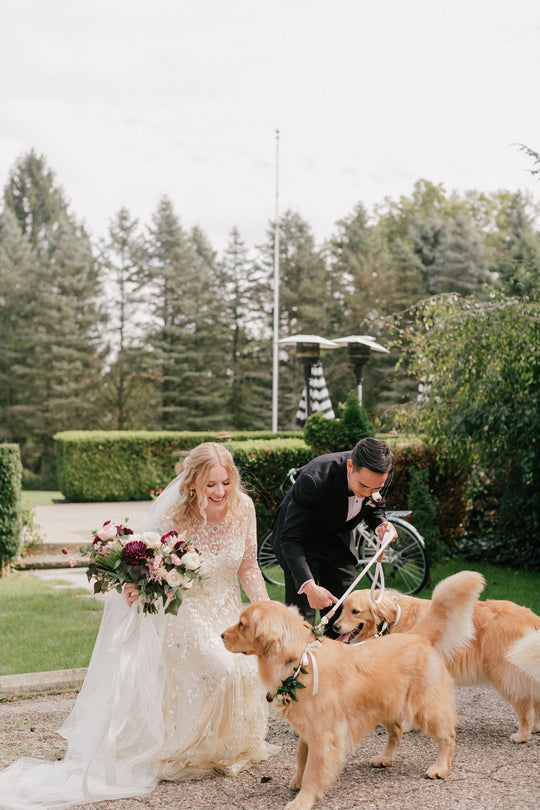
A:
[355,517,429,595]
[257,530,285,587]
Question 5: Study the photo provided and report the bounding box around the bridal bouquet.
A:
[80,520,202,615]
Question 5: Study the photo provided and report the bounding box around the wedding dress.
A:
[0,491,274,810]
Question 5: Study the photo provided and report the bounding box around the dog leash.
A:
[316,530,394,631]
[295,639,321,695]
[376,598,402,637]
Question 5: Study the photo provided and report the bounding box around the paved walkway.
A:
[2,500,540,808]
[19,500,153,591]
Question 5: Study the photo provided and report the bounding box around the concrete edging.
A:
[0,668,87,698]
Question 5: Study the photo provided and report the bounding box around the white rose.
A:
[142,531,162,549]
[181,551,201,571]
[165,569,183,588]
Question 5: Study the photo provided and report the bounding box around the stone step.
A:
[14,556,87,570]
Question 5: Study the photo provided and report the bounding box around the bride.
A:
[0,442,275,809]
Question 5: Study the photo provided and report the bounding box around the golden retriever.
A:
[333,580,540,742]
[222,571,485,810]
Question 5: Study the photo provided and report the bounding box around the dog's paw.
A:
[370,755,393,768]
[289,775,302,791]
[285,794,314,810]
[426,765,449,779]
[510,730,530,743]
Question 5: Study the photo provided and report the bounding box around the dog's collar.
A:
[266,639,321,706]
[375,601,402,637]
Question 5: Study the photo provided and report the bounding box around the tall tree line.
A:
[1,150,538,476]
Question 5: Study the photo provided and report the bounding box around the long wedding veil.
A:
[0,485,181,810]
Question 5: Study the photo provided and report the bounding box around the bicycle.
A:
[257,467,429,596]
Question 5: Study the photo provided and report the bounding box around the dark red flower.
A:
[122,540,149,565]
[161,530,178,544]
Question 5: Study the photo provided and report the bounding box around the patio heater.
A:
[333,335,389,406]
[278,334,339,419]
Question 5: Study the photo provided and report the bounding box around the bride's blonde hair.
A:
[167,442,245,531]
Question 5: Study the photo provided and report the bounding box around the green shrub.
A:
[0,444,23,573]
[407,467,446,564]
[386,441,468,547]
[304,391,373,455]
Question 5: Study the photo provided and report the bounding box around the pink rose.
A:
[96,521,118,541]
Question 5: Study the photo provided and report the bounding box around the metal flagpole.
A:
[271,129,280,432]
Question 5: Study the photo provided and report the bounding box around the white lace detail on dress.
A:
[0,493,275,808]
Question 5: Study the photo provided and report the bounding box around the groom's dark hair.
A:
[351,437,394,474]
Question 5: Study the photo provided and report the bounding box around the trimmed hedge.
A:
[54,430,304,503]
[54,430,468,546]
[0,444,23,573]
[385,440,468,546]
[229,439,313,536]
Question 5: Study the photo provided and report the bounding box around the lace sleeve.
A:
[237,497,270,603]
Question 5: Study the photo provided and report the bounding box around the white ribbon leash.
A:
[318,530,394,628]
[294,639,321,695]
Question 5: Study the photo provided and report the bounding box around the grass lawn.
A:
[0,573,103,676]
[22,491,65,505]
[422,558,539,613]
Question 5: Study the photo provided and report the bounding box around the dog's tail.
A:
[411,571,486,659]
[506,629,540,683]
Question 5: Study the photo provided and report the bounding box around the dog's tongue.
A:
[335,632,353,644]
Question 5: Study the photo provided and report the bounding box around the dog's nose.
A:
[333,622,341,633]
[220,632,225,639]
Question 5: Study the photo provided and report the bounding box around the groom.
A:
[272,437,397,631]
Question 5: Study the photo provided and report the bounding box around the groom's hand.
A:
[301,581,339,610]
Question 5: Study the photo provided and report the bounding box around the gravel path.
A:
[2,684,539,810]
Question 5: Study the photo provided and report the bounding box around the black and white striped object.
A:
[295,361,335,426]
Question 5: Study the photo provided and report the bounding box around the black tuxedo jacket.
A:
[271,451,389,590]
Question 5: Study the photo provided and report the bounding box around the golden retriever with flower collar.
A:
[222,571,484,810]
[333,582,540,742]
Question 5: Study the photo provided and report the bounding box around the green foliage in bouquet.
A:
[77,520,203,615]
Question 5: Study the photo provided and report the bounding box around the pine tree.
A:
[3,150,67,249]
[0,208,38,447]
[144,197,225,429]
[98,208,153,428]
[33,213,104,446]
[219,227,272,428]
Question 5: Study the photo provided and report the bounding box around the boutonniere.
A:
[366,491,382,507]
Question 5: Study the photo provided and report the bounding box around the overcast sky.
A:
[1,0,539,251]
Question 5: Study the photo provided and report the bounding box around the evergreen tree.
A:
[98,208,153,428]
[144,197,225,429]
[219,227,272,428]
[325,204,394,414]
[3,150,68,249]
[428,209,490,296]
[0,208,38,450]
[32,213,104,449]
[488,191,540,297]
[2,153,103,475]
